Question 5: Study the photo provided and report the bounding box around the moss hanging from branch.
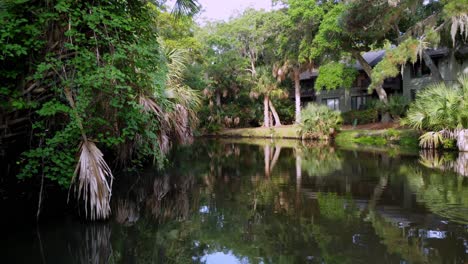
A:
[369,38,420,91]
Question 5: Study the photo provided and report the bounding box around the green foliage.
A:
[354,136,387,146]
[370,38,420,91]
[404,76,468,131]
[386,95,409,119]
[314,62,357,91]
[342,109,379,125]
[299,103,342,140]
[2,0,201,190]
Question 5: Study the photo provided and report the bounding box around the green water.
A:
[2,139,468,263]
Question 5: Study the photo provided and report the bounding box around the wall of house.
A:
[314,87,369,112]
[403,53,468,99]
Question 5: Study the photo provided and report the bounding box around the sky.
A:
[169,0,274,23]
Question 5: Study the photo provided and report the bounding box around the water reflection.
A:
[419,150,468,177]
[2,139,468,263]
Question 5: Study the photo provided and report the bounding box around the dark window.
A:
[410,58,440,78]
[410,89,417,101]
[322,98,340,111]
[351,95,370,110]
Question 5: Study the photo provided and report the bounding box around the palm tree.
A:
[172,0,201,16]
[251,67,286,127]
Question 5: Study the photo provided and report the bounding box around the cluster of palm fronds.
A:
[403,75,468,151]
[299,103,343,140]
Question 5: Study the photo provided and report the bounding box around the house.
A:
[402,47,468,100]
[298,47,468,112]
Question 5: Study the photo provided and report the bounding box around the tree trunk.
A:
[293,68,301,123]
[352,51,388,104]
[216,91,221,107]
[269,111,274,127]
[457,129,468,152]
[353,50,391,122]
[421,50,443,82]
[269,99,282,127]
[263,95,270,128]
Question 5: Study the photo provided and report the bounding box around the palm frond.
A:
[72,140,114,220]
[172,0,200,17]
[419,131,444,149]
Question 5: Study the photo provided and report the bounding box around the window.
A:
[410,58,440,78]
[410,89,417,101]
[351,95,369,110]
[322,98,339,111]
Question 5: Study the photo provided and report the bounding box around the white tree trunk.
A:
[269,99,282,127]
[263,95,270,128]
[457,129,468,152]
[293,68,301,123]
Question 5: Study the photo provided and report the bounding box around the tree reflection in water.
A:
[6,139,468,264]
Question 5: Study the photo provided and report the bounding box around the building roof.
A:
[300,48,450,81]
[300,50,386,80]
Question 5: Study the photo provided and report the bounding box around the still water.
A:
[2,139,468,263]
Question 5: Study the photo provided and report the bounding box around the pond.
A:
[1,139,468,264]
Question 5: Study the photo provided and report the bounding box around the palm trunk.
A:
[457,129,468,152]
[293,68,301,123]
[269,99,281,127]
[353,50,390,122]
[421,50,443,82]
[216,91,221,107]
[263,95,270,128]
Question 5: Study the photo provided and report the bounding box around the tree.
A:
[273,0,330,123]
[369,0,468,91]
[2,0,202,220]
[251,67,287,127]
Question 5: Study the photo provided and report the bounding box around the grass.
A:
[214,125,301,139]
[208,124,421,155]
[335,128,420,154]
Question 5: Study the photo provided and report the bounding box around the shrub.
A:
[386,95,409,119]
[299,103,342,140]
[403,75,468,150]
[342,109,378,125]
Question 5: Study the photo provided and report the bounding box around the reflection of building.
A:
[297,47,468,112]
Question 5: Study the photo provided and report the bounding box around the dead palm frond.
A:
[65,87,114,220]
[73,140,114,220]
[419,131,444,149]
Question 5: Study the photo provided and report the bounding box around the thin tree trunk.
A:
[269,111,273,127]
[216,91,221,107]
[421,50,443,82]
[263,95,270,128]
[293,68,301,123]
[269,99,281,127]
[353,50,391,122]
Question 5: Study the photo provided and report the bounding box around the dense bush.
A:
[342,109,379,125]
[385,95,409,119]
[404,75,468,149]
[300,103,342,140]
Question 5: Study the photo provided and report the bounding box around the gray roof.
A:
[300,48,449,81]
[300,50,386,80]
